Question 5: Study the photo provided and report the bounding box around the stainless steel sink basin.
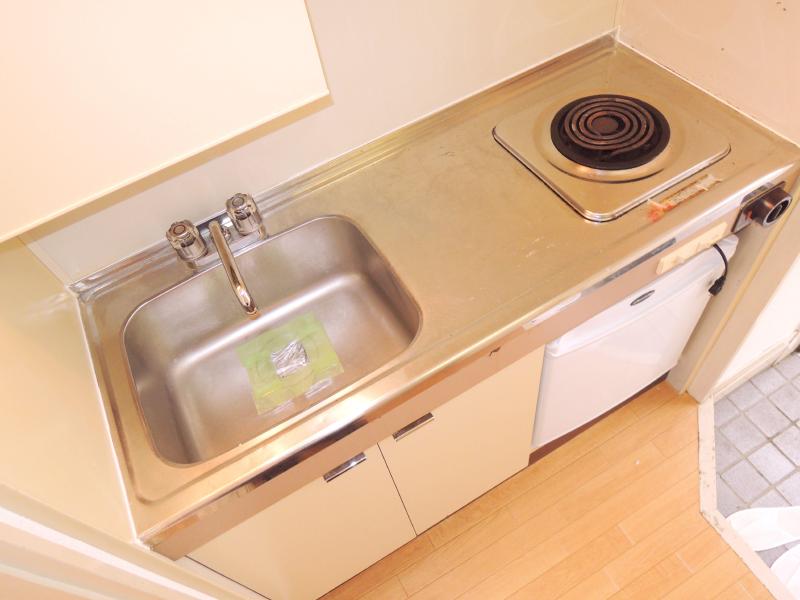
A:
[123,216,420,464]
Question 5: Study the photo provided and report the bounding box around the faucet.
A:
[166,193,264,317]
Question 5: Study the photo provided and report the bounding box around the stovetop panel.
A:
[493,55,732,222]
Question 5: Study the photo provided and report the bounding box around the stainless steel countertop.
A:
[75,37,800,554]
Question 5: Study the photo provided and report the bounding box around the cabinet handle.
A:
[323,452,366,483]
[392,412,435,441]
[630,290,656,306]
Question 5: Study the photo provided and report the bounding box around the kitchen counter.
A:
[76,36,800,556]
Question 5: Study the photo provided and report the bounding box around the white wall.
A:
[24,0,618,283]
[721,256,800,382]
[0,239,131,541]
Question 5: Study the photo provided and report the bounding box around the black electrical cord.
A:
[709,243,728,296]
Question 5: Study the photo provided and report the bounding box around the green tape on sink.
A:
[236,313,343,415]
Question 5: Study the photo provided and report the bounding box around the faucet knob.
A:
[225,193,263,236]
[166,220,208,261]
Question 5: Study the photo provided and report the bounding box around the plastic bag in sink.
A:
[236,313,344,415]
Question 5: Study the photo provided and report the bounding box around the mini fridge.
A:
[532,235,738,449]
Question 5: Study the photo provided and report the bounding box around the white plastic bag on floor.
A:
[729,506,800,551]
[772,544,800,596]
[729,506,800,595]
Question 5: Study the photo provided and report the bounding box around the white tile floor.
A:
[715,351,800,566]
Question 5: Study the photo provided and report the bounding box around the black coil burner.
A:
[550,94,670,170]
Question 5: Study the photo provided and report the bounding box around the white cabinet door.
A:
[379,347,543,534]
[189,446,415,600]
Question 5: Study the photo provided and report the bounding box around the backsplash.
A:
[23,0,617,283]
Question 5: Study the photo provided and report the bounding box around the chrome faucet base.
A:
[166,192,265,314]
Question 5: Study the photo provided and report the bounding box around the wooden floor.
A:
[323,382,773,600]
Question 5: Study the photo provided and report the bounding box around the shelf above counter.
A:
[0,1,328,243]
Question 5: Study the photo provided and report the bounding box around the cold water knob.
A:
[225,193,264,236]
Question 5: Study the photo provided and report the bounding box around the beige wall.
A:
[0,238,130,540]
[619,0,800,144]
[24,0,618,283]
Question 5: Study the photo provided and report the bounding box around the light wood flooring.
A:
[323,382,773,600]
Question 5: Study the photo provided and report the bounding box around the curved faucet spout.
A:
[208,220,259,317]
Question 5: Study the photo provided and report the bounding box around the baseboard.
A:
[705,337,797,403]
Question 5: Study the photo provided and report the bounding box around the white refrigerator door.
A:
[532,239,734,449]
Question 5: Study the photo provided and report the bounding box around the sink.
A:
[123,216,420,464]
